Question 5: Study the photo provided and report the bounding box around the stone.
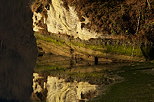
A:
[0,0,37,102]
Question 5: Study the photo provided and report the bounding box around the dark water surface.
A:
[32,54,154,102]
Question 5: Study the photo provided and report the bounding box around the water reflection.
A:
[32,73,98,102]
[32,54,124,102]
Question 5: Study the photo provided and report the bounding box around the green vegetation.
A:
[71,41,103,51]
[104,44,142,56]
[35,33,65,46]
[90,62,154,102]
[35,32,104,51]
[35,33,103,51]
[35,32,144,60]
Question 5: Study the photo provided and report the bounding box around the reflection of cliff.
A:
[32,73,98,102]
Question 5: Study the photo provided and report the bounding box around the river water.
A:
[32,54,125,102]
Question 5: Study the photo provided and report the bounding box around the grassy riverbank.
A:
[35,33,144,62]
[90,62,154,102]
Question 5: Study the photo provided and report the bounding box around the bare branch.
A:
[147,0,151,10]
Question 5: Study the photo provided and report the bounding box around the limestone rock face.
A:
[32,0,100,40]
[0,0,37,102]
[32,0,154,61]
[32,0,153,40]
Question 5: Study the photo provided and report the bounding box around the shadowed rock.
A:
[140,43,154,61]
[0,0,37,102]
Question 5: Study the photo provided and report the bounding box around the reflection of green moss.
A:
[35,64,65,72]
[104,44,142,56]
[69,72,103,79]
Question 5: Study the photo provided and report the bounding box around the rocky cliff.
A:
[0,0,37,102]
[32,0,154,61]
[32,0,99,40]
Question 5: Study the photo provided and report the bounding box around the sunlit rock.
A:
[32,0,154,61]
[32,0,100,40]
